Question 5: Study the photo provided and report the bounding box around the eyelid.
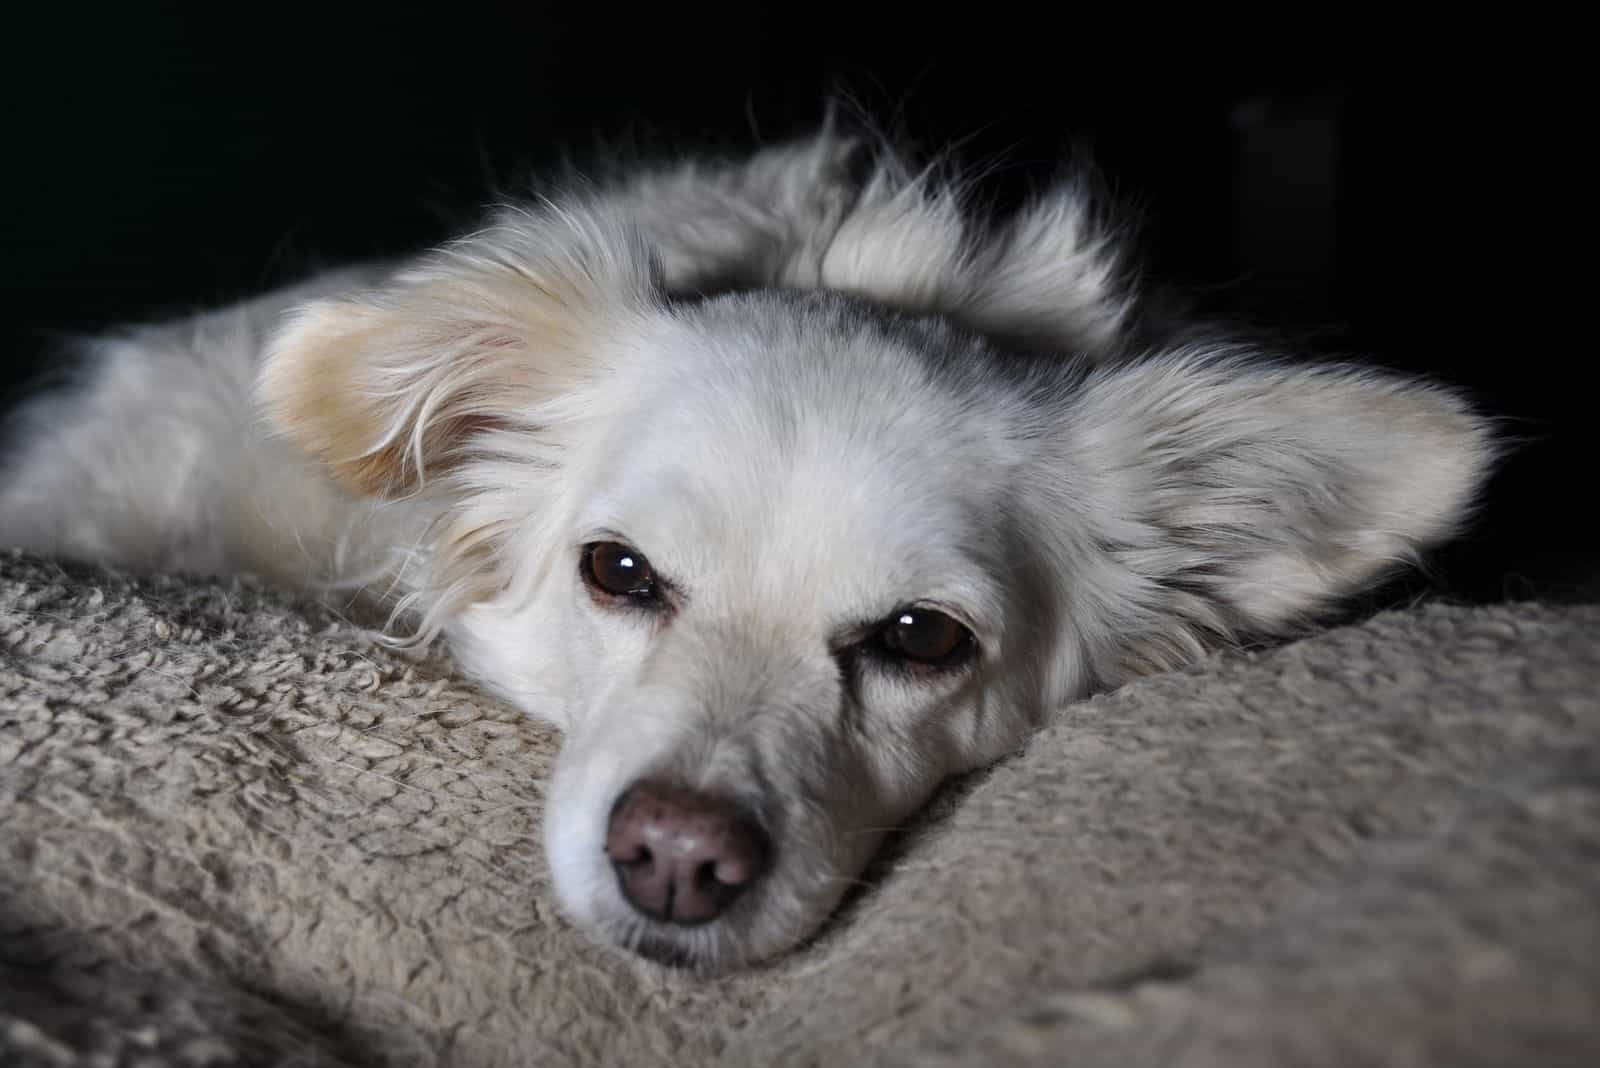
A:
[580,527,635,552]
[914,600,980,635]
[878,600,981,639]
[828,601,983,658]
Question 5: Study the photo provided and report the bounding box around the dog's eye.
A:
[582,541,660,602]
[876,607,975,669]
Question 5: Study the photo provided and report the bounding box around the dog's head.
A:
[259,139,1494,972]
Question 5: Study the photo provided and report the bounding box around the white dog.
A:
[0,130,1494,971]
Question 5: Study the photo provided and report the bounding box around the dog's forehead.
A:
[580,294,1028,617]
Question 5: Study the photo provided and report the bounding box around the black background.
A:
[1,8,1586,602]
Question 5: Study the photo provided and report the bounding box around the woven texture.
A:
[3,549,1598,1067]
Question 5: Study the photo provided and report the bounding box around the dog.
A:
[0,129,1495,972]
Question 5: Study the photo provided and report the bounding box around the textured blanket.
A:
[2,549,1597,1067]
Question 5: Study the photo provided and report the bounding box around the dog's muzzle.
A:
[604,780,771,926]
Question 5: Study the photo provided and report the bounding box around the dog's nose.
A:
[605,780,770,926]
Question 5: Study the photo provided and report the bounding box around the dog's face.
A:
[472,296,1052,968]
[260,195,1492,972]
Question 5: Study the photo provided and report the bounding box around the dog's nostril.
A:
[605,780,771,927]
[609,841,653,869]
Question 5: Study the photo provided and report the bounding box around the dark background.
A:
[1,8,1587,603]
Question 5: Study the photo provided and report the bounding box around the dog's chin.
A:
[563,876,824,976]
[630,933,700,970]
[611,916,747,974]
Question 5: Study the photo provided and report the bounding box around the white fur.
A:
[0,130,1496,972]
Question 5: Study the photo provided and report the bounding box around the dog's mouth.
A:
[630,932,700,969]
[600,893,769,974]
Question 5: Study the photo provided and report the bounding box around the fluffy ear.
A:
[817,161,1132,357]
[1051,349,1496,677]
[617,129,868,294]
[961,187,1132,353]
[259,211,658,497]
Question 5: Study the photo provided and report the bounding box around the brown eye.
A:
[582,541,660,602]
[878,607,975,668]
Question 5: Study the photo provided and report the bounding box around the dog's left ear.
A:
[1048,350,1496,673]
[259,213,658,497]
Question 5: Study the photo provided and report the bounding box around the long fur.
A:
[0,128,1496,973]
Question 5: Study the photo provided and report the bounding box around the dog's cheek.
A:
[855,685,979,797]
[447,593,579,723]
[780,692,956,888]
[834,684,1029,845]
[468,575,653,733]
[919,670,1042,779]
[566,604,657,715]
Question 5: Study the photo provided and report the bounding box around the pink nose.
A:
[605,781,771,926]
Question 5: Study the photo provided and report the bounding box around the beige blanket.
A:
[3,549,1597,1067]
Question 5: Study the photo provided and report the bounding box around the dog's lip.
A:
[630,932,699,969]
[597,865,779,970]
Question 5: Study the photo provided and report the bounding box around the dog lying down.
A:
[0,130,1495,972]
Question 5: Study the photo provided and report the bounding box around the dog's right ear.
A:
[259,212,658,497]
[1042,349,1497,682]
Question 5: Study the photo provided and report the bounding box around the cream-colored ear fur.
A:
[258,211,657,497]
